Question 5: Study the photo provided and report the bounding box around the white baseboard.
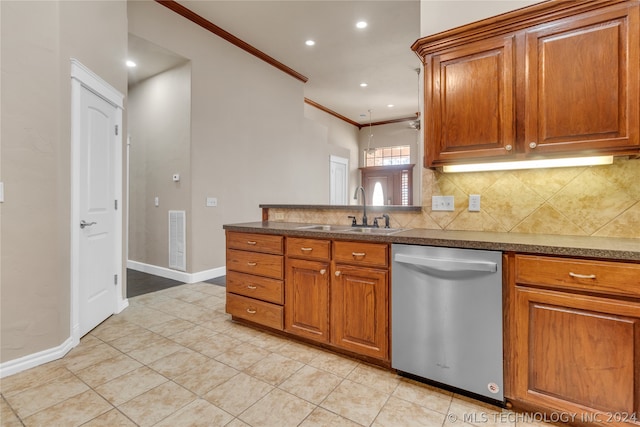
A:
[127,261,226,284]
[0,264,222,378]
[116,297,129,313]
[0,337,74,379]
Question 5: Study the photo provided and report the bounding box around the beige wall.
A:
[0,1,127,363]
[420,1,541,36]
[128,1,360,274]
[303,104,360,204]
[128,62,191,269]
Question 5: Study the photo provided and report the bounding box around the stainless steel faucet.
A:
[351,186,368,226]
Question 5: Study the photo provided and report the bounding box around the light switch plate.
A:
[206,197,217,207]
[469,194,481,211]
[432,195,455,211]
[0,182,4,203]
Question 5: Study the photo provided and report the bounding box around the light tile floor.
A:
[1,283,552,427]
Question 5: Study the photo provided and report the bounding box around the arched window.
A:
[372,182,384,206]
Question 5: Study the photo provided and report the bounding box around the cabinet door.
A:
[285,258,330,343]
[331,264,388,360]
[426,35,515,166]
[513,286,640,424]
[524,4,639,155]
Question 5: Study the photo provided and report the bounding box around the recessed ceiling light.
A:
[356,21,368,29]
[305,40,315,46]
[360,82,368,87]
[387,104,394,108]
[126,60,137,68]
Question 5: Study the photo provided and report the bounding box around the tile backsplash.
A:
[270,157,639,239]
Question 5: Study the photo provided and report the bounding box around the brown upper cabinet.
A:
[413,0,640,168]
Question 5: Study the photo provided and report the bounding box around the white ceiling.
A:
[128,1,421,125]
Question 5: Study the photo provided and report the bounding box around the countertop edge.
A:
[223,222,640,262]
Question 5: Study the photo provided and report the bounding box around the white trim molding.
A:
[0,338,74,378]
[127,260,226,284]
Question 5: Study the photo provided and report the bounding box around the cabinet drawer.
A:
[515,255,640,299]
[333,241,388,268]
[226,293,283,330]
[227,249,283,279]
[227,232,283,255]
[226,271,283,304]
[286,237,331,260]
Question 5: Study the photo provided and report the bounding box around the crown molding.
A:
[305,98,419,129]
[155,0,308,83]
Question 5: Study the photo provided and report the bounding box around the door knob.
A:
[80,220,97,229]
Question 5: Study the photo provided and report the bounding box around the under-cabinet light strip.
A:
[442,156,614,173]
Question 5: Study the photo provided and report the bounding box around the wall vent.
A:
[169,210,186,271]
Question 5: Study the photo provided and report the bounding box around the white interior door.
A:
[78,85,118,336]
[330,155,348,205]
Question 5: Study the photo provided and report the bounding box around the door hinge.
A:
[115,199,118,210]
[114,274,118,285]
[115,124,119,136]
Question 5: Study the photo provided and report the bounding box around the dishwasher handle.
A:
[394,253,497,273]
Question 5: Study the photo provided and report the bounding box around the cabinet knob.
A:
[247,262,257,267]
[505,144,512,151]
[246,241,257,245]
[529,142,537,149]
[351,252,366,259]
[246,308,257,314]
[300,247,313,252]
[247,285,257,290]
[320,269,326,275]
[335,271,341,277]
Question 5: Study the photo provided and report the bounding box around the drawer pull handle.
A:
[320,269,326,275]
[352,252,366,258]
[246,308,257,314]
[247,262,257,267]
[247,285,257,290]
[335,271,341,277]
[569,272,596,280]
[247,241,257,245]
[300,247,313,252]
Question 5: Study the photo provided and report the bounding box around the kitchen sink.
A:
[346,227,407,235]
[295,224,350,231]
[295,224,407,235]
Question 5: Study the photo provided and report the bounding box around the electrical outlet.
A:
[154,196,159,207]
[206,197,217,207]
[469,194,481,212]
[432,195,455,211]
[274,212,285,221]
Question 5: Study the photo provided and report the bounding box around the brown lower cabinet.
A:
[508,254,640,426]
[285,254,330,343]
[331,262,388,359]
[227,232,390,362]
[285,238,389,361]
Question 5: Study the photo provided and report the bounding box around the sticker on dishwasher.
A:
[487,383,500,394]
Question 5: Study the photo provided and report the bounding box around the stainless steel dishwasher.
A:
[391,244,504,403]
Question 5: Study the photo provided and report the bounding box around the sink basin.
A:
[295,224,349,232]
[295,224,407,235]
[346,227,407,235]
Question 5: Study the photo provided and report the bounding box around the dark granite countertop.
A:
[223,221,640,262]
